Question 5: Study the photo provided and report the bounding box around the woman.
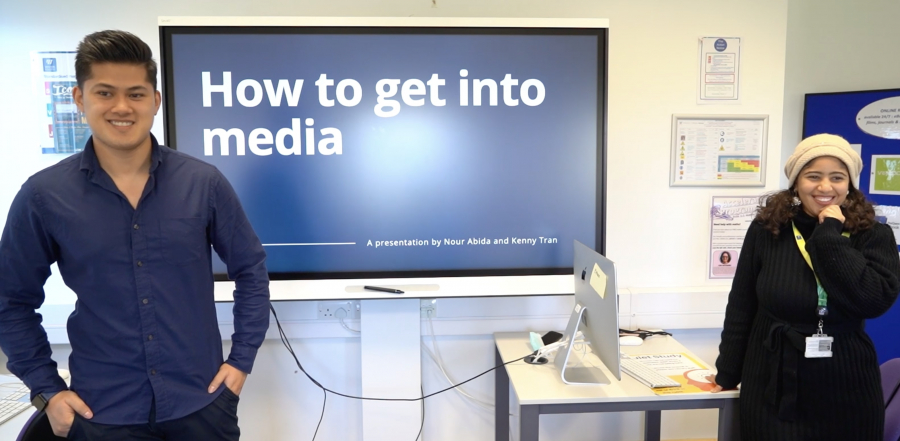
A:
[708,134,900,440]
[719,251,732,264]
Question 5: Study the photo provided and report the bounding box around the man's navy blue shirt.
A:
[0,135,270,424]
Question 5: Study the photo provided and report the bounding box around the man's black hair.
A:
[75,30,158,90]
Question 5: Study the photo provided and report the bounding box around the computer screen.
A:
[159,18,608,300]
[553,240,621,384]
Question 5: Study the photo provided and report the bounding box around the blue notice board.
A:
[804,88,900,364]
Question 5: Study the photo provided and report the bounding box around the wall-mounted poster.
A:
[698,37,741,103]
[31,51,91,154]
[709,196,758,279]
[874,205,900,246]
[671,114,768,187]
[870,155,900,195]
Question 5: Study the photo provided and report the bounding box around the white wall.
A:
[780,0,900,182]
[0,0,799,440]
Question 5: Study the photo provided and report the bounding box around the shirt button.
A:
[137,261,143,267]
[150,369,157,375]
[133,224,140,230]
[148,334,154,341]
[142,298,149,305]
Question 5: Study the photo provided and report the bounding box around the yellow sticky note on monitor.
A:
[590,263,607,299]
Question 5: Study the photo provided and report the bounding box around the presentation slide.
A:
[165,29,603,276]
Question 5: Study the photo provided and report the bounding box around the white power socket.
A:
[420,299,437,318]
[318,301,360,319]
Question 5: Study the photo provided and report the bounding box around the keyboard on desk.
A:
[0,384,32,426]
[620,357,681,388]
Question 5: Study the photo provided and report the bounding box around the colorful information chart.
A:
[670,114,768,187]
[31,51,91,154]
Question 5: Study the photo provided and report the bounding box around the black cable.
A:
[270,303,531,441]
[271,303,530,403]
[415,385,424,441]
[618,328,672,340]
[313,388,326,441]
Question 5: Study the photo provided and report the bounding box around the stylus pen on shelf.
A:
[364,285,405,294]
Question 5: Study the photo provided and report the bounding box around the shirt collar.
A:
[79,134,164,175]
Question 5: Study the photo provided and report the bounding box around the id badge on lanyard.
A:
[805,334,834,358]
[792,222,849,358]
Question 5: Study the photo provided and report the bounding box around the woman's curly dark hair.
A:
[756,187,876,236]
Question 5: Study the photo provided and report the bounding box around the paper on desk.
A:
[630,353,715,394]
[589,263,606,299]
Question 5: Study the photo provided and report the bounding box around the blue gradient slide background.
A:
[168,32,599,274]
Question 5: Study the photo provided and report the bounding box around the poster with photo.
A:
[32,51,91,154]
[709,196,758,279]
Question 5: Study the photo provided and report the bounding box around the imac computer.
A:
[553,240,621,385]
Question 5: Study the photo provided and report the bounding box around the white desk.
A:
[493,333,740,441]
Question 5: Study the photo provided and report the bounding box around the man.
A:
[0,30,270,440]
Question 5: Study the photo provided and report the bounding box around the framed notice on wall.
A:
[670,114,768,187]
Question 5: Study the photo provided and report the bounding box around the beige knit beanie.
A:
[784,134,862,189]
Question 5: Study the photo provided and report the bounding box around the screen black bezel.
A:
[159,24,608,281]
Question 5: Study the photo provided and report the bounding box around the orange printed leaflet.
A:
[629,353,716,395]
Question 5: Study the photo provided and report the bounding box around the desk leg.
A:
[495,348,509,441]
[520,405,539,441]
[644,410,661,441]
[718,399,741,441]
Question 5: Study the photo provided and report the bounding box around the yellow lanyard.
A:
[791,221,850,312]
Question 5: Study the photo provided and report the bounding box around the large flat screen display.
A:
[159,17,607,299]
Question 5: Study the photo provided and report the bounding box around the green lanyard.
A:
[791,221,850,315]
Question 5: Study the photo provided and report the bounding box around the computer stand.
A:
[553,304,611,385]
